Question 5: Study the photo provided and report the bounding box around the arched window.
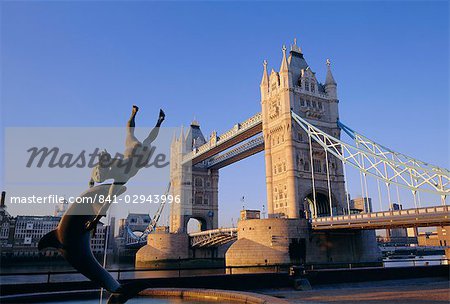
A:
[195,177,203,187]
[304,161,310,171]
[311,82,315,93]
[305,80,310,91]
[195,195,203,205]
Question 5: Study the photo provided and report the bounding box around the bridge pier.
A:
[225,218,380,270]
[135,229,189,268]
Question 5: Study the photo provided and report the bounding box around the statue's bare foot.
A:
[159,109,165,123]
[132,105,139,114]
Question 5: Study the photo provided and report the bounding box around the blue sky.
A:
[1,1,449,227]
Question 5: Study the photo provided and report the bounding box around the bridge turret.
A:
[325,59,337,99]
[279,45,293,90]
[260,60,269,100]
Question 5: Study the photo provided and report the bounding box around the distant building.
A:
[350,197,372,213]
[384,203,412,244]
[53,199,69,217]
[418,226,450,247]
[13,215,61,257]
[9,215,109,257]
[0,191,15,254]
[240,210,261,221]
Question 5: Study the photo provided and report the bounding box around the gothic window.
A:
[195,195,203,205]
[311,82,315,93]
[195,177,203,187]
[206,181,211,187]
[318,101,323,109]
[313,159,322,173]
[283,162,286,171]
[304,161,310,171]
[306,100,311,107]
[312,101,317,108]
[203,196,209,205]
[300,99,305,107]
[305,80,310,91]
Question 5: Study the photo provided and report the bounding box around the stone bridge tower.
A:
[261,41,346,219]
[169,121,219,233]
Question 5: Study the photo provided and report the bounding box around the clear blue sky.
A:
[1,1,449,226]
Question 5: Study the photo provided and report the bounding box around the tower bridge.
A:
[135,40,450,267]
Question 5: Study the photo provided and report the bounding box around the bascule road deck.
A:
[311,205,450,230]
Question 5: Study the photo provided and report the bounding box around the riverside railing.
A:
[0,258,448,285]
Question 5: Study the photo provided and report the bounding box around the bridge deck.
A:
[311,206,450,230]
[182,113,262,165]
[189,228,238,248]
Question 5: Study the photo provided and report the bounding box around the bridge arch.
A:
[186,216,208,233]
[303,188,338,218]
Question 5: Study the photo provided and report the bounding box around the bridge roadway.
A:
[311,205,450,230]
[182,112,262,166]
[190,206,450,247]
[189,227,238,248]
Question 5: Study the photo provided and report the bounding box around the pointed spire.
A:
[171,130,177,143]
[325,58,337,85]
[280,45,289,73]
[260,59,268,86]
[291,38,302,54]
[179,125,185,143]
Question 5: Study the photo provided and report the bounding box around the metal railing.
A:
[1,257,448,285]
[0,263,287,285]
[313,205,450,223]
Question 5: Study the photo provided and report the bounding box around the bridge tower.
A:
[169,121,219,233]
[261,40,346,219]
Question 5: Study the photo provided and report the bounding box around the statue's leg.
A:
[125,105,142,158]
[126,105,140,144]
[143,109,165,146]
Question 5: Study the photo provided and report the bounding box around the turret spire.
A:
[260,59,268,86]
[325,58,337,85]
[325,58,337,99]
[291,38,302,54]
[280,45,289,72]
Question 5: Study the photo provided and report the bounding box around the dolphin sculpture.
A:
[38,184,126,294]
[38,106,165,302]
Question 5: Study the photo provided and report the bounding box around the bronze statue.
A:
[39,106,165,302]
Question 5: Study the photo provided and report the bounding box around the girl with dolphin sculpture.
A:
[38,106,165,302]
